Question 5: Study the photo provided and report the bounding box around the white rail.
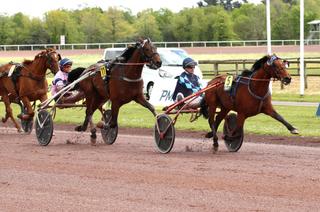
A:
[1,39,320,51]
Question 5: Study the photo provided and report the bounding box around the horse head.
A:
[266,54,291,85]
[137,38,162,69]
[35,48,61,74]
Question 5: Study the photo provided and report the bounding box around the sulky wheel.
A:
[20,107,33,134]
[154,114,175,154]
[35,110,54,146]
[101,109,118,145]
[223,113,244,152]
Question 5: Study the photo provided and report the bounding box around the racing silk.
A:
[51,70,68,95]
[172,71,202,101]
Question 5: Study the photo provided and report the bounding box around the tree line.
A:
[0,0,319,45]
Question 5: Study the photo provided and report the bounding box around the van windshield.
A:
[159,50,185,66]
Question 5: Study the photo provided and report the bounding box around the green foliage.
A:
[232,4,266,40]
[0,1,319,44]
[134,10,162,41]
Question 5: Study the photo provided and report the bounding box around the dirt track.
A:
[1,126,320,211]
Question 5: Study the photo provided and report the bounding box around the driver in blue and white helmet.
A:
[51,58,73,96]
[172,57,203,109]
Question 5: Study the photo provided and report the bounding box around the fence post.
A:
[214,63,219,75]
[304,62,307,89]
[235,62,239,75]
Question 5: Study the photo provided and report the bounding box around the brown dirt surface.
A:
[1,124,320,211]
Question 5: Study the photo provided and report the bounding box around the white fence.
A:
[1,39,320,51]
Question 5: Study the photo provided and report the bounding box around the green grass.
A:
[1,102,319,137]
[1,52,319,137]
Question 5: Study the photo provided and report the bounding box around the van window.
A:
[104,49,123,61]
[159,51,184,66]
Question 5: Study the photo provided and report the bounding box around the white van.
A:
[102,47,203,98]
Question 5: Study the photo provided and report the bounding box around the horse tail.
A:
[199,98,209,119]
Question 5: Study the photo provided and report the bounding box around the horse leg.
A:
[109,102,122,129]
[233,113,246,138]
[263,108,299,134]
[19,97,34,120]
[206,105,220,151]
[88,115,97,145]
[1,95,22,132]
[214,107,230,138]
[88,100,105,145]
[135,96,156,116]
[211,108,230,151]
[75,97,94,132]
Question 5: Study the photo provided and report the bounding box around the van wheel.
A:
[146,83,154,100]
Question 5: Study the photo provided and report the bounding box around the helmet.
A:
[182,57,197,69]
[59,58,73,69]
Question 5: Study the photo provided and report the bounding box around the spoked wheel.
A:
[20,107,33,134]
[35,110,54,146]
[223,113,244,152]
[154,114,175,154]
[101,109,118,145]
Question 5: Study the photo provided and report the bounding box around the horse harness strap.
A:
[230,76,271,112]
[118,63,143,82]
[8,62,45,82]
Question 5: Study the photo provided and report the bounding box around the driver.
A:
[172,57,203,109]
[51,58,84,104]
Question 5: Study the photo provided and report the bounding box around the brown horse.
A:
[200,54,298,150]
[0,48,60,132]
[74,38,162,143]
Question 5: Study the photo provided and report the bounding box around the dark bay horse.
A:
[0,48,60,132]
[200,54,298,150]
[75,38,162,143]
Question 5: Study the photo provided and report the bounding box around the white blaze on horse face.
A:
[141,39,148,47]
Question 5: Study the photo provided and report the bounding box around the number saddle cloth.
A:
[225,70,254,98]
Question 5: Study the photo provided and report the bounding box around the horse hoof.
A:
[1,118,5,123]
[74,126,83,132]
[205,131,213,138]
[291,129,299,134]
[213,145,219,152]
[90,138,97,146]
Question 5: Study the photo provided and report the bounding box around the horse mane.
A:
[251,55,269,71]
[240,69,252,77]
[22,59,33,66]
[119,45,137,62]
[239,55,269,77]
[21,48,57,67]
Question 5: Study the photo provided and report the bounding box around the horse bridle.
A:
[16,50,59,81]
[137,39,160,63]
[43,50,59,74]
[265,56,288,81]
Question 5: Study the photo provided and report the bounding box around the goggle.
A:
[63,64,72,68]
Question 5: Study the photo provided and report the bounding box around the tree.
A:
[77,8,106,43]
[103,7,136,42]
[198,0,248,11]
[153,8,175,41]
[45,10,81,43]
[11,13,32,44]
[232,4,266,40]
[0,15,15,44]
[28,18,50,44]
[134,10,162,41]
